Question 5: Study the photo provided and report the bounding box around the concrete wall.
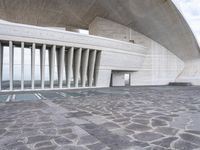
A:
[176,59,200,85]
[131,39,184,85]
[89,17,184,85]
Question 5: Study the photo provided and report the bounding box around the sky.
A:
[173,0,200,44]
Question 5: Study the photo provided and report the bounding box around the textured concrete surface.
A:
[0,86,200,150]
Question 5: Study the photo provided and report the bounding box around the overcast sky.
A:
[173,0,200,44]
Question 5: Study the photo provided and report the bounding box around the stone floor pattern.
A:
[0,86,200,150]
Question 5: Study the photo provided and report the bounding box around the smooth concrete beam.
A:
[73,48,82,87]
[31,43,35,89]
[58,46,65,88]
[88,50,97,87]
[21,42,24,90]
[40,44,46,89]
[9,41,13,91]
[0,43,3,91]
[49,45,56,89]
[65,47,74,88]
[81,49,89,87]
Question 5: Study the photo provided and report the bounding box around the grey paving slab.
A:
[0,86,200,150]
[59,91,86,98]
[39,91,65,100]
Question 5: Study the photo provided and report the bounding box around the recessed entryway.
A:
[125,73,130,87]
[111,71,132,87]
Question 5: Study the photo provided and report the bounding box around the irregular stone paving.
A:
[0,86,200,149]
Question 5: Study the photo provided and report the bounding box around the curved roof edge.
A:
[126,0,200,61]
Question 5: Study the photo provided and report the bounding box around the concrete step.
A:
[168,82,193,86]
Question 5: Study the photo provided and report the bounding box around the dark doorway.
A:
[125,73,130,86]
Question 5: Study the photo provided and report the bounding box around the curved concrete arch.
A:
[0,0,199,60]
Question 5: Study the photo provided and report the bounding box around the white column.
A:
[48,49,51,85]
[88,50,97,87]
[73,48,82,87]
[58,46,65,88]
[0,43,3,91]
[81,49,89,87]
[57,49,60,84]
[31,43,35,89]
[21,42,24,90]
[94,51,101,86]
[9,41,13,91]
[50,45,56,89]
[40,44,46,89]
[65,47,74,88]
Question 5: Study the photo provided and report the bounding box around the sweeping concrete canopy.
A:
[0,0,199,61]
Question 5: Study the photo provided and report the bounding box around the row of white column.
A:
[0,41,101,91]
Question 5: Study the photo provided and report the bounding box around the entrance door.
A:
[125,73,130,87]
[111,71,132,87]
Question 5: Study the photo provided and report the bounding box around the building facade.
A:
[0,0,199,91]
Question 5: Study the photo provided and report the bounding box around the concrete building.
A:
[0,0,199,91]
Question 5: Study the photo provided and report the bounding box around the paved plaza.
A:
[0,86,200,150]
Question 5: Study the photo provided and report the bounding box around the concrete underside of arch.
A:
[0,0,199,85]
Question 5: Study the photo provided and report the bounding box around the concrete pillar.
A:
[0,43,3,91]
[9,41,13,91]
[21,42,24,90]
[129,72,135,86]
[95,69,112,87]
[73,48,82,87]
[48,49,51,85]
[88,50,97,87]
[94,51,101,86]
[81,49,89,87]
[31,43,35,89]
[56,49,60,84]
[65,47,74,88]
[58,46,65,88]
[49,45,56,89]
[40,44,46,89]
